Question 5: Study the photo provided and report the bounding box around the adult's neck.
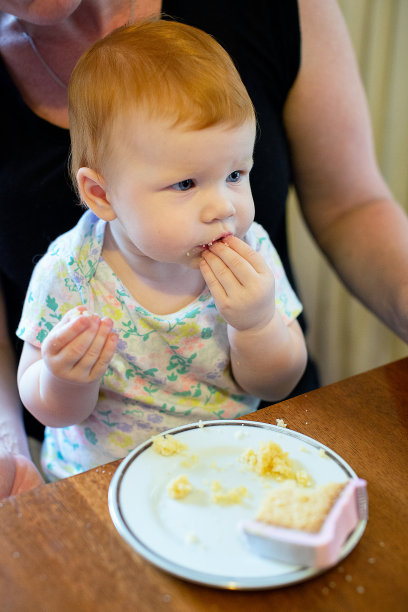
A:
[0,0,161,128]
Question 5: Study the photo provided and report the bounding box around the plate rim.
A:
[108,419,367,590]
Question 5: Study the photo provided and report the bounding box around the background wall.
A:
[288,0,408,385]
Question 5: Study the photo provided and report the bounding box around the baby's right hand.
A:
[41,307,118,385]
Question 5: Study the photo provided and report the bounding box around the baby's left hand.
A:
[200,235,275,331]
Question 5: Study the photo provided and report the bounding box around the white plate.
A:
[108,420,367,589]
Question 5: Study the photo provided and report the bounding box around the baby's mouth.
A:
[185,233,233,257]
[200,233,232,250]
[200,239,219,250]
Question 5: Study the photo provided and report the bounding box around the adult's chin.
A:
[9,0,82,25]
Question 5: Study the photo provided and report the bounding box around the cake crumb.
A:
[276,418,287,428]
[234,429,247,440]
[167,475,193,499]
[345,574,353,582]
[368,557,376,564]
[185,532,200,544]
[318,449,327,458]
[356,586,365,594]
[296,470,312,487]
[241,440,312,485]
[152,434,188,456]
[181,454,198,468]
[210,480,248,505]
[322,587,330,595]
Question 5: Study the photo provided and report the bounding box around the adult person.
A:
[1,0,407,498]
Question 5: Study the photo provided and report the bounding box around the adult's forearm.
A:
[316,197,408,343]
[0,405,31,458]
[0,348,31,458]
[0,274,32,457]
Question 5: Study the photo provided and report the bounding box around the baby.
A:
[17,20,307,480]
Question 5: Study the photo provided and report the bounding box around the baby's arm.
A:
[17,310,118,427]
[200,236,307,401]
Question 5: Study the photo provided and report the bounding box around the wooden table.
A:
[1,358,407,611]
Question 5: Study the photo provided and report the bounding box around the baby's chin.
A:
[184,254,202,269]
[147,252,202,268]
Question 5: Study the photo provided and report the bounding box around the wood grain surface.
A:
[1,358,407,612]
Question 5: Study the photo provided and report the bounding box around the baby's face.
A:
[104,116,256,268]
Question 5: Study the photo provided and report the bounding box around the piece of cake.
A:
[240,478,368,568]
[256,481,346,533]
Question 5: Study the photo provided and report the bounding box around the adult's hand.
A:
[0,449,44,499]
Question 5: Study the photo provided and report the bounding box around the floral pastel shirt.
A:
[17,211,302,480]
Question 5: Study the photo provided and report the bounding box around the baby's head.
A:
[69,19,255,186]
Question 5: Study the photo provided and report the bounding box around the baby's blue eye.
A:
[172,179,194,191]
[227,171,241,182]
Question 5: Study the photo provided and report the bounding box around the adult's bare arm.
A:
[0,279,43,498]
[284,0,408,342]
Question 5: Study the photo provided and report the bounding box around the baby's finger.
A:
[43,314,98,358]
[72,318,115,374]
[89,331,118,380]
[205,242,257,292]
[220,235,269,275]
[63,305,90,323]
[201,250,239,295]
[200,257,228,301]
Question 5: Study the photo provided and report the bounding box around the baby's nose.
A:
[201,193,235,223]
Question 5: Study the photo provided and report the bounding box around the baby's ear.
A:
[76,168,117,221]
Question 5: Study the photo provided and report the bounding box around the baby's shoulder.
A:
[30,211,103,287]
